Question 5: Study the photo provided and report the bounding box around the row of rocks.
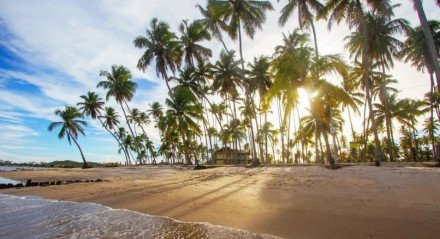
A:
[0,178,104,190]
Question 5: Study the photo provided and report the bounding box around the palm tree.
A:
[218,0,273,163]
[411,0,440,88]
[77,92,129,164]
[179,19,212,68]
[323,0,390,166]
[278,0,324,56]
[166,86,204,165]
[128,108,141,135]
[400,21,440,124]
[98,65,137,139]
[100,107,132,164]
[197,0,231,51]
[247,55,273,161]
[134,18,182,92]
[48,106,88,166]
[394,98,427,161]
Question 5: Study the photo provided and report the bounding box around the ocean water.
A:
[0,166,17,171]
[0,177,22,184]
[0,194,278,239]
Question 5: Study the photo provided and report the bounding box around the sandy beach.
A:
[1,164,440,239]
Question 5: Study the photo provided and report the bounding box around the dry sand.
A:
[1,164,440,239]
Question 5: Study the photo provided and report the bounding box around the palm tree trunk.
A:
[182,133,192,165]
[68,131,87,166]
[430,73,437,159]
[413,0,440,90]
[347,108,356,140]
[237,18,258,164]
[265,112,269,164]
[381,60,395,162]
[356,0,384,166]
[277,97,285,163]
[120,101,136,138]
[97,117,129,164]
[309,17,319,58]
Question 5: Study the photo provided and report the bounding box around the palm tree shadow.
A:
[155,169,263,217]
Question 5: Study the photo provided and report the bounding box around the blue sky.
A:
[0,0,439,163]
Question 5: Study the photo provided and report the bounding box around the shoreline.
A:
[1,165,440,238]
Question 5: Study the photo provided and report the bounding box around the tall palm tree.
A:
[48,106,88,166]
[166,86,204,165]
[134,18,182,92]
[278,0,324,56]
[323,0,390,166]
[197,0,231,51]
[179,19,212,68]
[400,21,440,121]
[411,0,440,88]
[97,65,137,140]
[247,55,273,161]
[77,92,129,163]
[218,0,273,162]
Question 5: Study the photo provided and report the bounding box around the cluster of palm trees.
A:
[48,0,439,168]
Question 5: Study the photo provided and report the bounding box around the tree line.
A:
[48,0,440,168]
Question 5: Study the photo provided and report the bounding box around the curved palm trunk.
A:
[356,0,384,166]
[413,0,440,90]
[97,117,130,164]
[122,101,142,164]
[68,131,87,166]
[120,101,136,138]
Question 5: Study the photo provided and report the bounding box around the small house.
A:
[213,147,250,165]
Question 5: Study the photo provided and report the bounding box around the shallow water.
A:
[0,177,22,185]
[0,166,17,171]
[0,194,278,239]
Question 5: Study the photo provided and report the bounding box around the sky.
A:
[0,0,439,163]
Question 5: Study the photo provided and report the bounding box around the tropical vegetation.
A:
[49,0,440,168]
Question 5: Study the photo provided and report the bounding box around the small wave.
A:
[0,194,279,239]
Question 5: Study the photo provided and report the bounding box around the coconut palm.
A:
[323,0,391,166]
[247,55,273,161]
[166,86,204,165]
[179,19,212,68]
[218,0,273,162]
[134,18,182,92]
[97,65,137,140]
[48,106,88,166]
[197,0,231,51]
[77,92,130,164]
[411,0,440,87]
[277,0,324,56]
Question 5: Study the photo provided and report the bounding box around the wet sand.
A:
[1,164,440,239]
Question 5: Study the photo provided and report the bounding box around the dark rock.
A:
[0,183,6,189]
[6,183,14,188]
[25,179,32,187]
[96,179,102,182]
[39,182,50,186]
[56,181,62,185]
[15,183,23,188]
[30,182,39,187]
[50,181,55,185]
